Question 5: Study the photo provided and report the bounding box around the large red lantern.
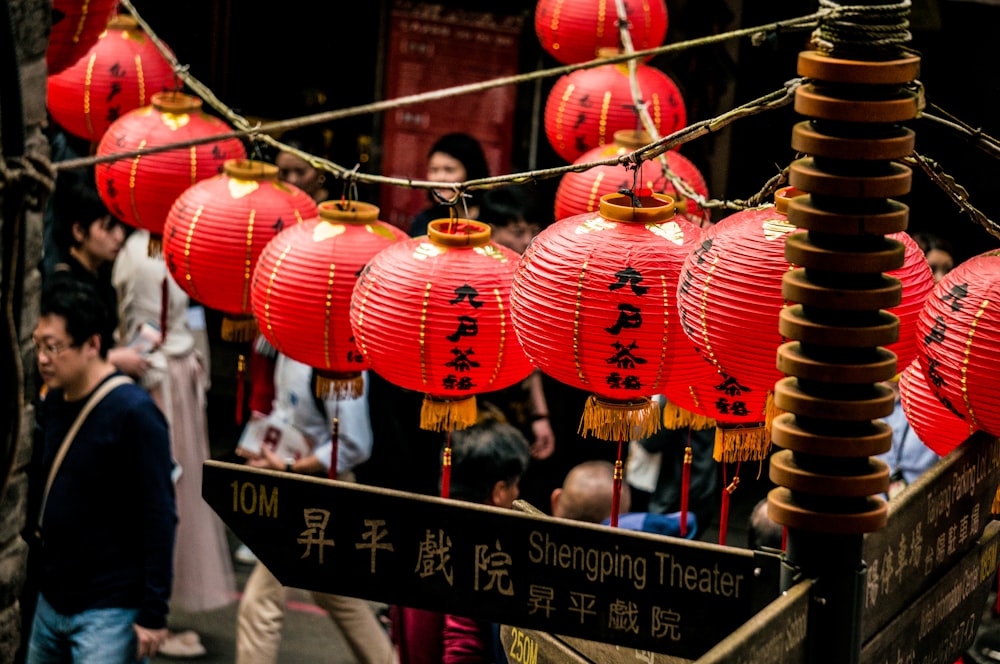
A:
[898,358,975,457]
[252,200,408,398]
[95,91,246,236]
[48,14,177,142]
[511,192,701,440]
[535,0,668,65]
[163,159,318,341]
[48,0,118,75]
[917,250,1000,437]
[677,189,935,396]
[544,58,686,163]
[554,130,709,225]
[350,219,534,432]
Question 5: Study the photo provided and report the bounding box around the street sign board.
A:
[203,461,781,658]
[861,520,1000,663]
[861,432,1000,641]
[498,625,693,664]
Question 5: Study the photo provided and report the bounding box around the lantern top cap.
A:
[224,159,278,181]
[597,46,622,59]
[152,91,201,114]
[599,192,675,224]
[107,13,139,31]
[318,200,380,224]
[427,219,492,248]
[774,186,807,215]
[613,130,651,150]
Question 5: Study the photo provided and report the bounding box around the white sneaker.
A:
[234,543,258,565]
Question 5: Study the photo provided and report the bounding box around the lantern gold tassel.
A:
[221,314,258,343]
[421,395,478,432]
[662,400,716,431]
[314,372,365,401]
[713,423,771,463]
[579,395,660,442]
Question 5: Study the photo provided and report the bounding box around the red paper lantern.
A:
[554,130,709,225]
[677,189,935,395]
[917,250,1000,437]
[350,219,534,431]
[95,91,246,235]
[535,0,668,65]
[544,58,686,163]
[252,200,408,397]
[899,358,975,457]
[162,159,318,340]
[47,0,117,75]
[511,192,701,441]
[48,14,177,142]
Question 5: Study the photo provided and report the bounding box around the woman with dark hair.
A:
[409,132,490,237]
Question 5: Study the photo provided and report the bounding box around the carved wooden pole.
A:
[766,2,920,662]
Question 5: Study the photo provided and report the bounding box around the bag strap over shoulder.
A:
[37,375,133,529]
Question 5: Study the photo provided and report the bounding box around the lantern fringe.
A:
[221,314,258,343]
[713,423,771,463]
[579,395,660,442]
[314,373,365,401]
[662,400,716,431]
[421,395,478,432]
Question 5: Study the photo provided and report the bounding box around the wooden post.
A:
[766,2,921,663]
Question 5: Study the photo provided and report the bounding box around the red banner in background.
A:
[381,2,524,231]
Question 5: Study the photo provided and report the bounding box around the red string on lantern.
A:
[350,219,535,496]
[47,14,178,143]
[535,0,668,65]
[544,54,686,163]
[48,0,118,75]
[916,249,1000,439]
[95,91,247,242]
[252,200,408,400]
[554,129,710,226]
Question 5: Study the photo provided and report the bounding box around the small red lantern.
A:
[163,159,318,341]
[350,219,534,432]
[48,14,177,142]
[535,0,668,65]
[252,200,408,398]
[95,91,246,236]
[511,192,700,440]
[554,130,709,225]
[899,358,975,457]
[917,250,1000,437]
[48,0,117,75]
[678,189,935,395]
[544,57,686,163]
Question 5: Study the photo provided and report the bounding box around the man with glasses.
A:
[24,279,177,663]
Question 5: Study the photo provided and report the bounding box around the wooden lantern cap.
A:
[318,200,380,224]
[107,14,139,31]
[599,192,675,224]
[224,159,278,181]
[774,186,807,214]
[428,219,491,247]
[613,129,651,150]
[152,91,201,114]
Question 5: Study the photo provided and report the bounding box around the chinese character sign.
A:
[350,219,534,431]
[916,250,1000,438]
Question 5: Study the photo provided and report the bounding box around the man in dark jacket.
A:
[26,279,177,663]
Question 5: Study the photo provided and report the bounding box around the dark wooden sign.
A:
[861,520,1000,663]
[498,625,693,664]
[203,461,781,658]
[861,432,1000,642]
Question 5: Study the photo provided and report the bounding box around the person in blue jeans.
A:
[26,279,177,663]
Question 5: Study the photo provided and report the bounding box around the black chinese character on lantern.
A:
[449,284,483,308]
[714,375,750,397]
[105,106,121,124]
[692,239,714,265]
[925,357,946,388]
[608,267,649,296]
[714,398,748,416]
[606,340,647,369]
[446,315,479,343]
[940,283,969,312]
[605,303,642,335]
[442,375,476,391]
[923,315,947,346]
[106,82,122,102]
[445,347,480,372]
